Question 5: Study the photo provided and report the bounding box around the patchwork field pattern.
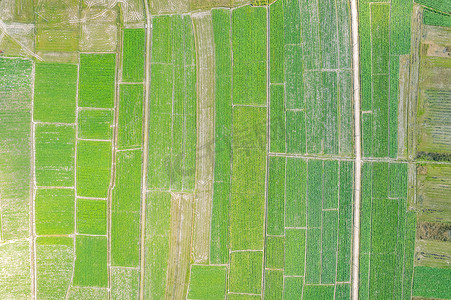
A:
[2,0,448,298]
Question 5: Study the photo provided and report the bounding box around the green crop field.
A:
[36,237,73,299]
[122,29,146,82]
[118,84,144,149]
[35,188,74,235]
[76,140,112,198]
[78,109,114,140]
[34,63,77,123]
[1,0,449,298]
[79,53,116,108]
[35,124,76,187]
[76,199,107,235]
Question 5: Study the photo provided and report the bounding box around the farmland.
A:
[0,0,450,298]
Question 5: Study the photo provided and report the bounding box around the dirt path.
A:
[350,0,362,299]
[139,1,152,298]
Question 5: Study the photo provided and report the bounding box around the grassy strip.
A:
[323,160,339,209]
[339,70,354,155]
[321,210,338,284]
[299,0,321,70]
[270,85,286,153]
[145,191,171,299]
[270,0,284,84]
[267,156,285,235]
[337,161,353,282]
[319,0,339,69]
[285,158,307,227]
[285,228,305,276]
[322,71,338,154]
[285,45,303,110]
[307,159,322,228]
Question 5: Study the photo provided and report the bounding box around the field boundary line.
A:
[350,0,362,299]
[139,0,152,297]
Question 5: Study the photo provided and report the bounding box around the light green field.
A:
[78,109,114,140]
[36,237,73,299]
[35,188,74,235]
[76,140,112,198]
[118,84,143,149]
[229,251,263,294]
[34,63,77,123]
[188,265,227,299]
[0,58,32,241]
[35,124,75,187]
[76,199,107,235]
[122,29,146,82]
[79,53,116,108]
[73,235,108,287]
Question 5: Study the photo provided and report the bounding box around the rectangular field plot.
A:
[76,140,112,198]
[187,265,227,299]
[232,5,267,105]
[0,58,32,240]
[67,287,108,300]
[79,53,116,108]
[76,199,107,235]
[230,106,267,250]
[412,266,451,299]
[111,267,139,300]
[284,277,303,300]
[78,109,113,140]
[118,84,143,149]
[73,235,108,287]
[148,14,196,192]
[35,124,75,187]
[0,241,31,298]
[264,270,283,300]
[36,237,73,300]
[359,161,415,299]
[35,188,74,235]
[122,28,146,82]
[111,150,141,267]
[267,156,285,235]
[285,228,305,276]
[145,191,171,299]
[34,63,77,123]
[229,251,263,294]
[265,236,284,269]
[210,8,232,265]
